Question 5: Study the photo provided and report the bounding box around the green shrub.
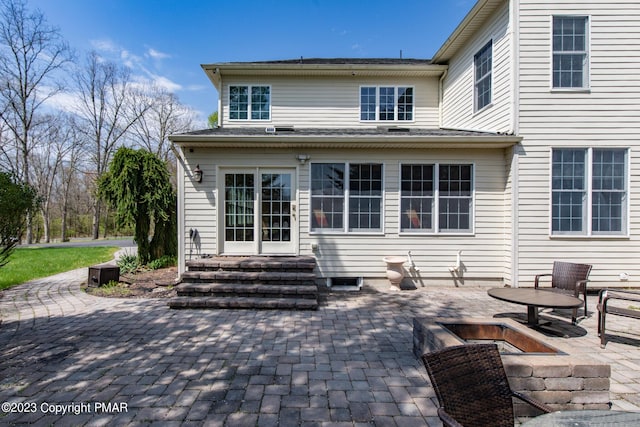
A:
[148,255,177,270]
[117,254,139,274]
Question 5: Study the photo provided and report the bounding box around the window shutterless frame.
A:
[359,86,415,122]
[398,162,475,235]
[549,147,629,238]
[228,84,272,121]
[550,15,591,91]
[474,40,493,112]
[309,162,384,235]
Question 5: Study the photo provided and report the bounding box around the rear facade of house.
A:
[170,0,640,289]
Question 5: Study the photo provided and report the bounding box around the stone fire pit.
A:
[413,317,611,416]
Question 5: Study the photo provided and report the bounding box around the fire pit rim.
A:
[426,317,569,356]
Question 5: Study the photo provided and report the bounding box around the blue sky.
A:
[28,0,474,125]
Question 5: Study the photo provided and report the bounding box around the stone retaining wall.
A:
[413,317,611,416]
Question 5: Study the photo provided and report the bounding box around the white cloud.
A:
[90,38,118,53]
[43,90,80,114]
[147,48,171,60]
[186,84,207,91]
[151,75,182,92]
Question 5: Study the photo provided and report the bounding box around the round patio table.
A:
[521,409,640,426]
[487,287,582,327]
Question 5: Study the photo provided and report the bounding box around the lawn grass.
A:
[0,246,119,290]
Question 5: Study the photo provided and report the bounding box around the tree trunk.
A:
[41,206,51,243]
[61,207,68,242]
[92,199,101,240]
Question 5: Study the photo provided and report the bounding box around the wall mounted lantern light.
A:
[296,154,310,165]
[193,164,203,183]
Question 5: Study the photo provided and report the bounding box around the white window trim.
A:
[548,147,630,238]
[309,161,385,235]
[359,85,415,123]
[228,84,272,121]
[549,15,591,92]
[398,162,476,236]
[474,40,493,113]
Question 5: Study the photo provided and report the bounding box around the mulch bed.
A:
[89,267,180,298]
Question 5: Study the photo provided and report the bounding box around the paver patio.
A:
[1,265,639,426]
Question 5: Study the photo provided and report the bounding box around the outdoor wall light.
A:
[296,154,310,165]
[193,164,203,183]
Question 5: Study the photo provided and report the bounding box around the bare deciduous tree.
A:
[131,86,195,162]
[30,114,78,243]
[56,117,85,242]
[0,0,72,243]
[73,51,151,240]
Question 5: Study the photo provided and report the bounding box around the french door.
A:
[222,169,296,255]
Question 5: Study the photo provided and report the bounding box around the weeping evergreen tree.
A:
[0,172,38,267]
[98,147,177,264]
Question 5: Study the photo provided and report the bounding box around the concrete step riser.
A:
[168,297,318,310]
[173,256,319,310]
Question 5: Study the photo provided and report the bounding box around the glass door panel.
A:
[260,171,295,254]
[223,172,256,254]
[221,169,295,255]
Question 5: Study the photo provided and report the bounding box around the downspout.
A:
[173,144,187,276]
[438,68,449,128]
[217,71,223,128]
[510,0,521,287]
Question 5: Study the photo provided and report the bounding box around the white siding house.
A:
[171,0,640,289]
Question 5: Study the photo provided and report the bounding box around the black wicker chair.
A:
[535,261,592,323]
[421,344,551,427]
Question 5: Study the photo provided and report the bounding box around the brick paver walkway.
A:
[1,267,639,426]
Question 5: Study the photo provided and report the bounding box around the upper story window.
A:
[229,85,271,120]
[474,41,492,111]
[551,148,628,236]
[360,86,414,121]
[552,16,589,89]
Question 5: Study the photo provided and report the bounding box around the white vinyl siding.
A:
[221,76,438,128]
[441,1,511,132]
[179,148,510,282]
[516,1,640,286]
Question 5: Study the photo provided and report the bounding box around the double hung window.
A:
[474,41,492,111]
[400,164,474,233]
[552,16,589,89]
[551,148,628,236]
[360,86,414,121]
[311,163,382,232]
[229,85,271,120]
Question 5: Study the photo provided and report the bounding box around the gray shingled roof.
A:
[240,58,433,66]
[178,126,508,138]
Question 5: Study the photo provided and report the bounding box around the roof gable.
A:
[432,0,507,63]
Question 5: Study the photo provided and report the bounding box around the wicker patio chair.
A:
[534,261,592,323]
[421,344,551,427]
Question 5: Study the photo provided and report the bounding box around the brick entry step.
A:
[168,256,319,310]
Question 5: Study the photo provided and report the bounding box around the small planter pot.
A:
[383,256,407,290]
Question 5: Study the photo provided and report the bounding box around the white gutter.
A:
[169,134,522,150]
[217,72,223,128]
